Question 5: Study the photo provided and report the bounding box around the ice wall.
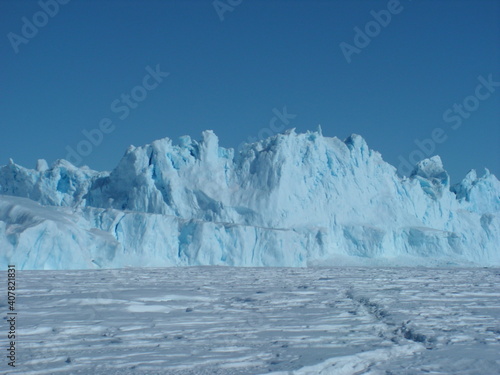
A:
[1,129,498,269]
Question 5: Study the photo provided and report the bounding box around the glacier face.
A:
[1,129,499,270]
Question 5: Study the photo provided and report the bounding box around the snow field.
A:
[1,266,499,374]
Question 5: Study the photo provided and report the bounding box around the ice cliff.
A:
[1,129,499,269]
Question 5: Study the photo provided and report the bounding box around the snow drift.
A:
[1,129,499,269]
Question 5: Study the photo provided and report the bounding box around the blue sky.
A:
[1,0,499,182]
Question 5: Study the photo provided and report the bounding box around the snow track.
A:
[2,267,499,374]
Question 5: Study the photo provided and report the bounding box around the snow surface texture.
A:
[0,129,499,269]
[4,267,500,374]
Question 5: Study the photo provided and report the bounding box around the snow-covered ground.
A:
[3,267,500,374]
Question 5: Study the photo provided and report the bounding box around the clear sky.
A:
[1,0,499,182]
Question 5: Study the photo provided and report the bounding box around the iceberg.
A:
[1,129,499,269]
